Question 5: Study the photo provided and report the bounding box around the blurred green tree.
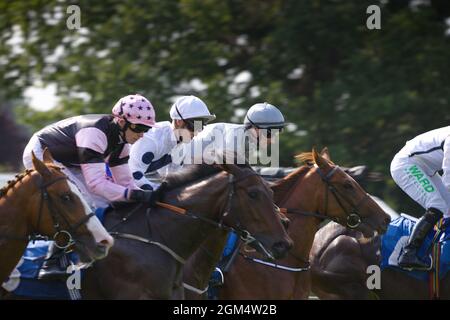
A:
[1,0,449,212]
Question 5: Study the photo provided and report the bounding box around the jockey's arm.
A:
[442,137,450,193]
[75,128,128,201]
[108,144,138,190]
[129,135,161,191]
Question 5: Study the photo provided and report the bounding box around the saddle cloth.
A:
[1,207,109,299]
[381,215,450,281]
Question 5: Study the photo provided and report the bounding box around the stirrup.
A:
[38,256,68,281]
[209,267,224,287]
[38,266,68,281]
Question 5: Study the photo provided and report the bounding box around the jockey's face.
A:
[117,118,145,144]
[173,119,194,143]
[124,128,144,144]
[254,128,281,147]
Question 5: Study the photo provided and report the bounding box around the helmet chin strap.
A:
[118,119,130,143]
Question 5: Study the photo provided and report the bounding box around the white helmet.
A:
[244,102,285,129]
[170,96,216,123]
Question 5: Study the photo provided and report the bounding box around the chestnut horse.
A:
[81,164,292,299]
[309,220,450,299]
[183,148,391,299]
[0,149,113,284]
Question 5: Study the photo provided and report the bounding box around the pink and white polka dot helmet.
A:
[112,94,156,127]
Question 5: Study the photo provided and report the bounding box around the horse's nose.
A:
[98,235,114,251]
[272,240,292,259]
[93,242,110,260]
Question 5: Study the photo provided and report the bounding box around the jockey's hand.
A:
[127,189,160,205]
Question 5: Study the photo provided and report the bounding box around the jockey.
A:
[391,126,450,270]
[129,95,215,190]
[186,102,286,292]
[22,93,160,279]
[183,102,285,166]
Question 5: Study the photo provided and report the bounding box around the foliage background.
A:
[1,0,450,214]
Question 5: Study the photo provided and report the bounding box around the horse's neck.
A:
[287,216,320,263]
[0,187,30,282]
[0,182,32,238]
[274,171,322,264]
[152,177,229,263]
[184,230,229,290]
[0,237,28,283]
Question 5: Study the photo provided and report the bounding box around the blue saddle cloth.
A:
[381,216,450,281]
[1,207,108,299]
[1,241,77,299]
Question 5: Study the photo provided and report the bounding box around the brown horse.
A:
[309,219,450,299]
[183,148,391,299]
[0,149,114,284]
[81,164,292,299]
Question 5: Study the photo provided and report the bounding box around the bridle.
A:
[154,170,276,260]
[110,169,277,263]
[241,164,371,274]
[280,165,371,229]
[218,172,276,260]
[0,173,95,248]
[37,176,96,249]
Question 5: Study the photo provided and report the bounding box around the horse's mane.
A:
[0,170,33,197]
[295,151,335,166]
[163,164,222,191]
[0,164,63,198]
[271,166,310,203]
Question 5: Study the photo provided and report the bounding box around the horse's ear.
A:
[32,151,52,180]
[320,147,331,161]
[42,148,54,164]
[313,147,330,170]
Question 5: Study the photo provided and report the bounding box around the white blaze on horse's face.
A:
[66,179,114,249]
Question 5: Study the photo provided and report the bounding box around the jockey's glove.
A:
[127,189,161,205]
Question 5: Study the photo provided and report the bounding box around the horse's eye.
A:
[248,191,258,199]
[60,194,71,202]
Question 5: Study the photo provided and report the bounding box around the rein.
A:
[108,170,276,265]
[245,164,370,273]
[240,252,310,272]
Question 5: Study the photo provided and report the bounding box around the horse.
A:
[0,149,114,284]
[182,148,391,299]
[309,219,450,299]
[80,164,292,299]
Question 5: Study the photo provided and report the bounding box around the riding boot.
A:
[398,208,443,270]
[38,242,67,280]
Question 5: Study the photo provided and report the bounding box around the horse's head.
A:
[217,164,293,260]
[296,148,390,237]
[29,149,114,262]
